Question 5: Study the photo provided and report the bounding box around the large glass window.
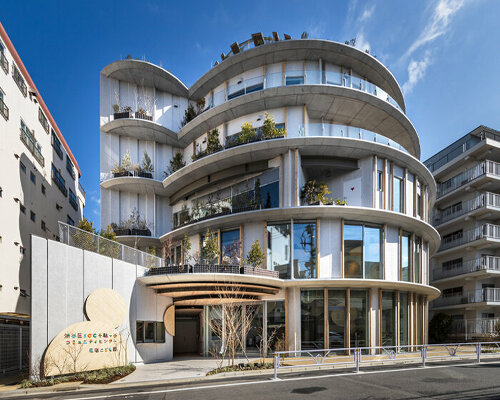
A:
[200,231,219,264]
[221,229,240,265]
[414,237,421,283]
[401,231,410,281]
[328,290,346,348]
[301,290,324,350]
[267,301,285,353]
[267,223,291,279]
[350,290,368,348]
[381,291,396,346]
[399,292,409,347]
[344,224,383,279]
[245,305,263,356]
[416,296,423,345]
[293,222,317,279]
[261,181,280,209]
[393,176,404,213]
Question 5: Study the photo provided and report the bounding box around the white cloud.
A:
[403,0,466,59]
[402,51,431,94]
[90,195,101,206]
[359,4,376,22]
[355,33,371,53]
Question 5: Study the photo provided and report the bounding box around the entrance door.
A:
[174,315,200,355]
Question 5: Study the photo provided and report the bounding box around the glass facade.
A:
[399,292,409,346]
[221,229,240,265]
[344,224,383,279]
[350,290,368,348]
[416,296,423,345]
[401,232,410,281]
[267,223,291,279]
[301,290,324,350]
[393,176,404,213]
[328,290,346,348]
[293,222,317,279]
[267,301,286,353]
[414,237,422,283]
[381,291,396,346]
[245,304,263,355]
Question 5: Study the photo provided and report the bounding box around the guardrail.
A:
[273,342,500,379]
[146,264,279,278]
[433,255,500,281]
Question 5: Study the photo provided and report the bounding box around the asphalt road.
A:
[12,361,500,400]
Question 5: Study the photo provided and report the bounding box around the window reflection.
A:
[381,291,396,346]
[344,225,363,278]
[350,290,368,348]
[267,223,291,279]
[221,229,240,265]
[301,290,324,350]
[399,292,409,346]
[293,222,317,279]
[401,232,410,281]
[393,176,404,213]
[328,290,346,348]
[344,224,383,279]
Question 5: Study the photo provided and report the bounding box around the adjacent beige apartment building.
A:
[0,21,85,372]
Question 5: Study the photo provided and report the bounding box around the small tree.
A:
[206,129,222,154]
[100,224,117,241]
[77,217,95,234]
[181,103,197,127]
[165,152,186,176]
[261,112,286,139]
[182,233,191,265]
[301,179,332,205]
[201,229,220,264]
[112,150,133,174]
[141,151,154,173]
[429,313,453,343]
[246,240,265,268]
[238,121,257,144]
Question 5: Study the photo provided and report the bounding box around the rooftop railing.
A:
[437,160,500,198]
[439,223,500,252]
[433,288,500,308]
[433,255,500,281]
[19,127,44,167]
[434,192,500,225]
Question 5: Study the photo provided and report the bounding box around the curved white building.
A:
[100,34,439,355]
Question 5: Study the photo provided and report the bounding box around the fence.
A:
[433,255,500,280]
[58,222,164,270]
[451,318,500,340]
[146,264,279,278]
[0,324,29,373]
[273,342,500,379]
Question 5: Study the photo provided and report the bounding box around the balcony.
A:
[434,192,500,226]
[66,158,76,180]
[69,189,78,211]
[0,52,8,75]
[439,223,500,252]
[437,160,500,198]
[433,288,500,308]
[12,65,27,97]
[146,264,279,278]
[78,182,86,199]
[51,167,67,197]
[38,108,49,134]
[0,96,8,121]
[19,128,44,167]
[433,256,500,281]
[451,317,500,339]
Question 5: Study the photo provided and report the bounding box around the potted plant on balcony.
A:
[164,152,186,177]
[335,198,348,206]
[200,228,220,266]
[111,151,133,178]
[180,103,197,127]
[206,128,223,155]
[262,112,286,139]
[301,179,332,205]
[113,105,133,120]
[135,151,154,178]
[246,240,265,271]
[238,121,258,145]
[179,233,192,272]
[135,107,153,121]
[111,222,130,237]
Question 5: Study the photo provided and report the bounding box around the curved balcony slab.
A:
[101,59,188,98]
[116,235,161,249]
[163,137,435,203]
[190,39,405,112]
[101,118,180,146]
[100,176,165,195]
[160,206,441,255]
[179,85,419,157]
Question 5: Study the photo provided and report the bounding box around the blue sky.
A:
[1,0,499,228]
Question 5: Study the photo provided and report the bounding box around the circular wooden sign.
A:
[85,288,127,328]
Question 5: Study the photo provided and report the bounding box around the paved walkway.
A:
[113,355,260,384]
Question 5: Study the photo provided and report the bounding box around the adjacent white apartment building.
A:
[425,126,500,340]
[100,33,439,357]
[0,21,85,372]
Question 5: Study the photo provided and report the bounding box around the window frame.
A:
[135,321,166,344]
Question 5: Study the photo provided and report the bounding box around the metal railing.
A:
[0,324,29,373]
[437,160,500,198]
[273,342,500,378]
[433,288,500,308]
[434,192,500,225]
[19,127,44,167]
[0,51,8,75]
[58,222,164,270]
[0,96,8,121]
[452,318,500,340]
[12,64,27,97]
[78,181,86,199]
[439,223,500,252]
[146,264,279,278]
[433,255,500,280]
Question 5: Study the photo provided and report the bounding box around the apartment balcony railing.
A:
[0,52,8,75]
[69,192,78,211]
[451,317,500,339]
[51,169,67,197]
[433,288,500,308]
[437,160,500,198]
[433,256,500,281]
[434,192,500,225]
[78,182,86,199]
[146,264,279,278]
[439,223,500,252]
[19,128,44,167]
[12,65,27,97]
[0,96,8,121]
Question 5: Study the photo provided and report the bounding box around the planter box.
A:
[114,111,132,120]
[113,228,131,236]
[135,171,153,179]
[130,228,151,236]
[113,171,132,178]
[135,112,153,121]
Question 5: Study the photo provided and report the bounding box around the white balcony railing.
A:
[437,160,500,198]
[433,256,500,281]
[439,223,500,252]
[451,317,500,339]
[434,192,500,225]
[433,288,500,308]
